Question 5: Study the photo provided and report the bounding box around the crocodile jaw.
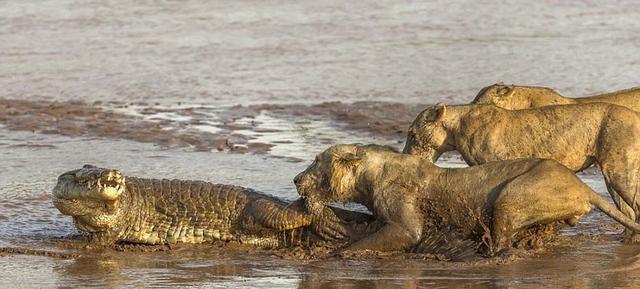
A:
[52,165,127,232]
[53,165,126,202]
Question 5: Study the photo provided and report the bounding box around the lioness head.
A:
[294,144,396,207]
[402,103,453,161]
[52,165,127,233]
[471,83,526,109]
[294,144,362,206]
[472,83,567,109]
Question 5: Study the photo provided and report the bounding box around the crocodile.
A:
[52,165,374,249]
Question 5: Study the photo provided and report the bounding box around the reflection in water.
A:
[6,247,636,289]
[53,250,305,289]
[57,255,127,289]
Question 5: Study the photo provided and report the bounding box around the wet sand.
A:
[0,98,418,159]
[2,0,640,288]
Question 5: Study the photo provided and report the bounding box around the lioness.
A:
[294,144,640,254]
[403,103,640,242]
[472,83,640,111]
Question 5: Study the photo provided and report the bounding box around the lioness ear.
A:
[335,150,361,170]
[342,152,361,162]
[497,85,513,98]
[431,103,447,122]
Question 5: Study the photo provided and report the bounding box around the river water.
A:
[1,0,640,288]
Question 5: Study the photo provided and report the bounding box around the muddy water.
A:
[2,0,640,288]
[2,126,640,288]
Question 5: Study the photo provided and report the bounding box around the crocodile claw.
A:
[312,207,348,240]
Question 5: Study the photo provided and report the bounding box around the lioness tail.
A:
[590,193,640,233]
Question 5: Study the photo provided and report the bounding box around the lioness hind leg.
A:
[491,165,592,253]
[601,166,640,243]
[489,213,515,254]
[601,170,637,219]
[491,195,590,254]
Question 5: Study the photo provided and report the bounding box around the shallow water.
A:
[1,0,640,288]
[1,128,640,288]
[2,0,640,105]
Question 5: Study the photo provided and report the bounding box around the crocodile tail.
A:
[238,229,314,249]
[238,235,281,249]
[251,198,313,231]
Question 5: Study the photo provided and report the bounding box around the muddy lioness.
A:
[403,103,640,242]
[294,144,640,254]
[472,83,640,111]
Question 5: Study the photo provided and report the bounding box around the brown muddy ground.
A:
[0,98,419,159]
[2,0,640,288]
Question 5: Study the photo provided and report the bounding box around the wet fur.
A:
[472,83,640,112]
[404,103,640,242]
[296,144,640,255]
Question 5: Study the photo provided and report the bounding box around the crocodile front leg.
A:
[301,198,352,240]
[86,231,120,248]
[248,198,312,231]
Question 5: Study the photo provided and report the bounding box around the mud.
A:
[421,195,566,256]
[249,101,424,140]
[0,98,418,160]
[0,247,80,259]
[0,98,256,153]
[0,233,554,265]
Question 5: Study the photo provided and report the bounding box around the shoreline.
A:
[0,98,427,161]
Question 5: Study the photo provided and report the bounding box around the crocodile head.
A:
[52,165,127,233]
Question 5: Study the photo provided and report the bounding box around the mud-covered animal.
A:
[403,103,640,242]
[52,165,375,248]
[295,144,640,254]
[472,83,640,112]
